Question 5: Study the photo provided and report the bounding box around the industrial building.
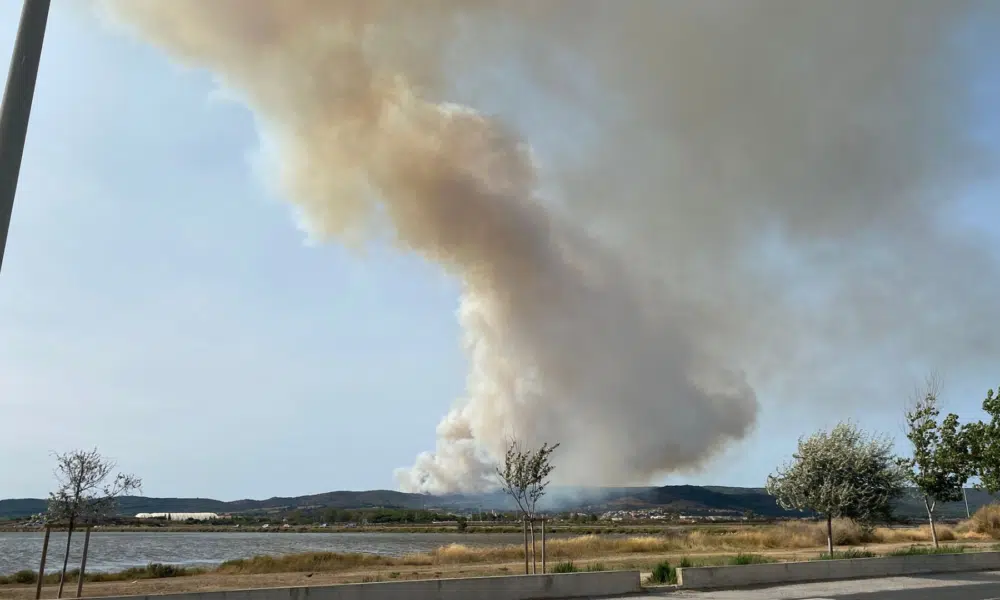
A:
[134,512,223,521]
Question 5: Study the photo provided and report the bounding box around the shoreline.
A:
[0,523,736,535]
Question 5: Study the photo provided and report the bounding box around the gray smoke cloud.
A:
[100,0,1000,493]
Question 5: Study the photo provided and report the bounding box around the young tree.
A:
[47,448,141,598]
[965,387,1000,494]
[495,437,559,574]
[904,385,972,547]
[765,422,907,554]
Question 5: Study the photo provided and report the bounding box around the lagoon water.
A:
[0,531,530,575]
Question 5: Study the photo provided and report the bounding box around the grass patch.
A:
[551,561,578,573]
[217,552,398,574]
[727,553,775,565]
[0,564,201,586]
[887,545,966,556]
[816,549,878,560]
[586,562,607,572]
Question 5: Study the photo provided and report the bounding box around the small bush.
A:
[648,560,676,584]
[677,557,693,568]
[552,561,578,573]
[817,549,877,560]
[13,570,37,584]
[586,562,606,572]
[146,563,182,578]
[727,553,774,565]
[969,504,1000,538]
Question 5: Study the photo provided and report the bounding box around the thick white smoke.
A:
[101,1,1000,494]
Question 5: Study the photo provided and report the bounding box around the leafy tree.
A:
[964,387,1000,494]
[765,422,907,554]
[496,437,559,574]
[47,448,141,598]
[904,385,972,547]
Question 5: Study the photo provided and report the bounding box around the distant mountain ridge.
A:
[2,485,994,520]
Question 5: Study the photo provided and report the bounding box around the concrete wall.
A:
[89,571,641,600]
[677,551,1000,590]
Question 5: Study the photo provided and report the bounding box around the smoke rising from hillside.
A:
[102,1,1000,493]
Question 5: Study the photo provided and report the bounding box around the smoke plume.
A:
[102,1,1000,493]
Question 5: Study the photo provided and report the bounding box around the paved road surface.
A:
[603,570,1000,599]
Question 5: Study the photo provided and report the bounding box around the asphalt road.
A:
[604,570,1000,599]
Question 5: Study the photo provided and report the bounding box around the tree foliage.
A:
[904,384,972,546]
[495,438,560,520]
[965,387,1000,494]
[47,448,142,526]
[766,422,907,551]
[496,437,559,575]
[905,390,971,504]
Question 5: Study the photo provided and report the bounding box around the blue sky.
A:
[1,3,998,501]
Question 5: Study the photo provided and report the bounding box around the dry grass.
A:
[212,519,990,576]
[9,511,1000,598]
[960,504,1000,538]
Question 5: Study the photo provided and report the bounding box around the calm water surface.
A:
[0,531,534,575]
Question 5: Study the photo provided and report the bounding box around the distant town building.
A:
[134,512,224,521]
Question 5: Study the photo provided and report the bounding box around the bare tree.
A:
[47,449,141,598]
[495,437,559,574]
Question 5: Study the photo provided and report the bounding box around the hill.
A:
[3,486,996,521]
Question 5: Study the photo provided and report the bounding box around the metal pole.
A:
[0,0,51,275]
[963,487,971,519]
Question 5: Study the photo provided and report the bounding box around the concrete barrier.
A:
[677,551,1000,590]
[88,571,642,600]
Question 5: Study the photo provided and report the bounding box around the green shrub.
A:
[552,561,578,573]
[648,560,676,584]
[13,570,37,584]
[586,562,606,572]
[818,549,877,560]
[727,553,774,565]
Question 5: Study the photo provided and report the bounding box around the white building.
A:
[134,512,223,521]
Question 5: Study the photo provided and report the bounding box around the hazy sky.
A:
[1,2,999,501]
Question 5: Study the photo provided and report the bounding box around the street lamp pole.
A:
[0,0,51,275]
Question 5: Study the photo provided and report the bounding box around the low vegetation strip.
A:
[6,508,1000,589]
[0,564,201,586]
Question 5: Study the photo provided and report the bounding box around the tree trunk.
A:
[522,518,529,575]
[57,520,74,599]
[35,526,50,600]
[826,514,833,555]
[529,519,537,574]
[924,496,939,548]
[76,527,91,598]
